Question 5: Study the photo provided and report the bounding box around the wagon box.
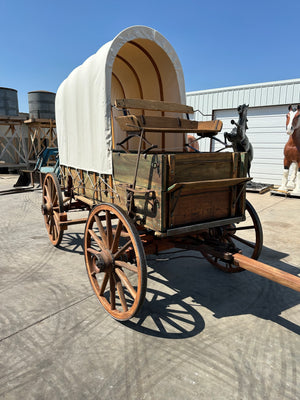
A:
[112,151,249,233]
[40,25,300,322]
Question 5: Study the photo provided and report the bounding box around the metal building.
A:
[186,78,300,185]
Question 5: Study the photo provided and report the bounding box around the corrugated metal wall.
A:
[187,79,300,110]
[186,79,300,185]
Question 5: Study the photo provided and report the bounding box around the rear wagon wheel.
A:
[42,172,64,247]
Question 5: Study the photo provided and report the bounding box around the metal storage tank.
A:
[28,91,56,119]
[0,87,19,116]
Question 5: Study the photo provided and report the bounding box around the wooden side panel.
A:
[112,153,167,232]
[169,188,231,228]
[112,153,165,192]
[167,152,248,229]
[113,181,164,232]
[60,166,112,203]
[238,152,248,215]
[169,152,234,185]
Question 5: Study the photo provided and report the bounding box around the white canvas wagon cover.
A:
[55,26,186,174]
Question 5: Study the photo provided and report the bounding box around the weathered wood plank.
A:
[167,177,251,193]
[115,115,222,134]
[169,152,235,183]
[115,98,194,114]
[233,253,300,292]
[169,188,231,228]
[113,153,168,232]
[114,180,164,232]
[112,152,166,192]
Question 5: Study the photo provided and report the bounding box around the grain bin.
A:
[0,87,19,116]
[28,91,55,119]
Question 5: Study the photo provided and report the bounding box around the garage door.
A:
[213,106,288,185]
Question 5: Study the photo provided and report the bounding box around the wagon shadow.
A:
[58,232,84,255]
[124,247,300,338]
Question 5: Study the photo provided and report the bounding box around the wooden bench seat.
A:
[115,115,222,135]
[114,99,223,136]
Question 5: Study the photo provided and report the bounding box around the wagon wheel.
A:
[42,172,64,247]
[202,200,263,272]
[84,203,147,321]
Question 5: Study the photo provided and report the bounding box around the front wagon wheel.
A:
[202,200,263,273]
[84,203,147,321]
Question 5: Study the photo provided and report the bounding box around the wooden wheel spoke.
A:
[53,222,58,240]
[115,267,137,299]
[49,217,54,236]
[53,211,61,233]
[52,192,58,205]
[229,233,256,249]
[114,276,128,312]
[109,273,116,310]
[111,220,123,253]
[48,181,53,201]
[87,247,101,256]
[99,272,109,295]
[51,218,56,239]
[45,184,51,200]
[43,195,49,204]
[106,211,113,248]
[113,239,132,260]
[88,229,106,251]
[228,225,255,232]
[94,214,108,248]
[115,260,138,273]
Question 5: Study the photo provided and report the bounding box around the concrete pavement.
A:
[0,174,299,399]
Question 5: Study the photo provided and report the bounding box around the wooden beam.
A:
[60,217,88,226]
[115,98,194,114]
[167,177,251,193]
[233,253,300,292]
[75,195,94,207]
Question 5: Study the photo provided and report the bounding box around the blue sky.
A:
[1,0,299,112]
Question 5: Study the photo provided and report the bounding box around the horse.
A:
[187,134,200,152]
[224,104,253,176]
[279,105,300,193]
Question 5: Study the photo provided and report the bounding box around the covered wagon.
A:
[41,26,299,321]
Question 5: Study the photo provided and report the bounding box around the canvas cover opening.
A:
[56,26,186,174]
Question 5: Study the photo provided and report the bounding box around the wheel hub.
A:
[92,249,114,273]
[41,202,53,215]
